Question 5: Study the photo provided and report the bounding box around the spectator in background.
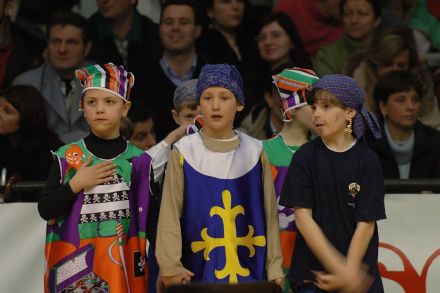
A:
[368,70,440,179]
[13,10,91,143]
[143,0,205,140]
[256,13,312,72]
[197,0,254,73]
[248,12,312,109]
[347,26,440,130]
[273,0,344,57]
[0,0,45,88]
[0,85,62,202]
[409,0,440,55]
[315,0,382,76]
[88,0,162,100]
[128,101,157,151]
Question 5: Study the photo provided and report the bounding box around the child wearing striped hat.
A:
[156,64,284,289]
[263,67,319,293]
[280,74,385,293]
[38,63,155,293]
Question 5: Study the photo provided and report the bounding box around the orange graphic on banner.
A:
[378,242,440,293]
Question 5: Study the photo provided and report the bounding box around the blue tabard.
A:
[175,132,268,283]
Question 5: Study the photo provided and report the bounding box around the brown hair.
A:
[176,100,199,112]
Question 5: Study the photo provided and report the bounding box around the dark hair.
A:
[160,0,201,25]
[258,13,312,69]
[373,70,423,106]
[0,85,62,183]
[47,10,90,43]
[340,0,382,19]
[128,101,154,124]
[204,0,250,28]
[1,86,53,139]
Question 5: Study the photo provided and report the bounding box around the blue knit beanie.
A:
[196,64,245,105]
[173,79,198,109]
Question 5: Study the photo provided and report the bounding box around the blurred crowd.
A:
[2,0,440,202]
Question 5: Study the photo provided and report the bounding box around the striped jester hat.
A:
[75,63,135,108]
[272,67,319,122]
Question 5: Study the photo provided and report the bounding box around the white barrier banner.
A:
[0,203,45,293]
[378,194,440,293]
[1,195,439,293]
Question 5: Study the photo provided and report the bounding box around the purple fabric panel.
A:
[127,152,152,239]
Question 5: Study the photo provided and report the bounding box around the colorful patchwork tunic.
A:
[44,140,152,293]
[156,131,283,284]
[263,135,300,292]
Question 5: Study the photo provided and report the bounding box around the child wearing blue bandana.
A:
[156,64,284,289]
[280,74,386,293]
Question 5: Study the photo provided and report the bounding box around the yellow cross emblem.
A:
[191,189,266,283]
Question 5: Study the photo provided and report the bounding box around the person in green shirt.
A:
[314,0,381,76]
[263,67,319,293]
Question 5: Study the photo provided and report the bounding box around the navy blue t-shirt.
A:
[280,138,386,293]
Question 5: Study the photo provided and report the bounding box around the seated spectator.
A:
[0,0,45,88]
[409,0,440,57]
[368,70,440,179]
[256,13,312,71]
[88,0,162,99]
[141,0,205,140]
[0,85,62,202]
[128,102,157,151]
[13,10,91,143]
[273,0,344,57]
[347,26,440,129]
[315,0,381,76]
[250,13,312,102]
[197,0,254,73]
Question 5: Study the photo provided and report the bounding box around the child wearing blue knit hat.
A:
[156,64,284,289]
[280,74,386,293]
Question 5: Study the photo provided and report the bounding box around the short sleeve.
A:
[280,148,314,209]
[356,150,386,222]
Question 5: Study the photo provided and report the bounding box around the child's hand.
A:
[157,268,194,293]
[69,156,116,193]
[164,123,190,145]
[272,276,285,288]
[313,264,372,293]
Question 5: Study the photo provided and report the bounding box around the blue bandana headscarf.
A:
[196,64,245,105]
[313,74,381,139]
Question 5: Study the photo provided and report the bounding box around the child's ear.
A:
[378,100,387,118]
[171,109,180,124]
[345,107,356,120]
[122,101,131,117]
[237,103,244,112]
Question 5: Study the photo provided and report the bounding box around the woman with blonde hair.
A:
[347,26,440,129]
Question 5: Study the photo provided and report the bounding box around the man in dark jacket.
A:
[139,0,205,140]
[88,0,162,101]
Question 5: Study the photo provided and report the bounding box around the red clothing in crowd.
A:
[273,0,344,57]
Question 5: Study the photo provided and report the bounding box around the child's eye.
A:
[106,99,115,104]
[86,100,96,105]
[201,96,211,100]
